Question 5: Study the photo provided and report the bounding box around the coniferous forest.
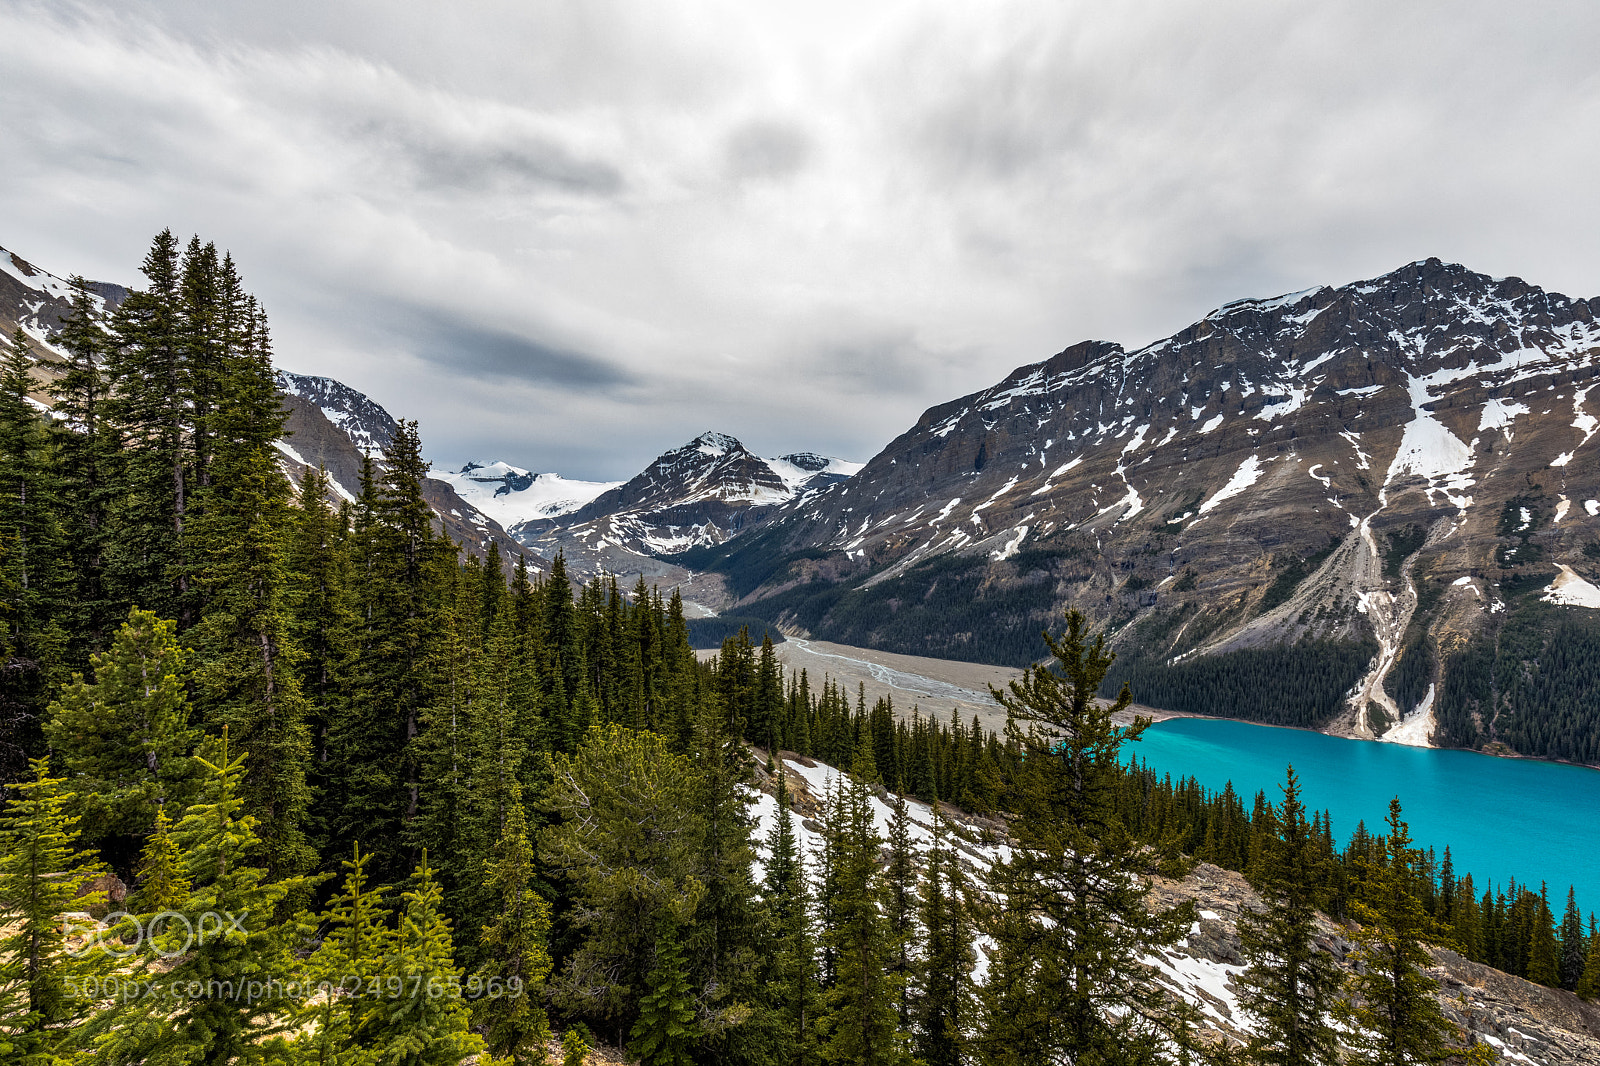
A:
[5,233,1600,1064]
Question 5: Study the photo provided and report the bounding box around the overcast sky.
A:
[4,1,1598,480]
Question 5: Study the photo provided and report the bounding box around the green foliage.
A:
[541,725,706,1038]
[914,804,976,1066]
[365,854,487,1066]
[1436,599,1600,763]
[562,1028,591,1066]
[479,795,553,1061]
[975,609,1203,1065]
[95,737,322,1065]
[631,913,698,1066]
[1104,640,1378,729]
[815,731,914,1066]
[1236,768,1342,1066]
[1340,799,1455,1066]
[0,758,115,1064]
[1382,525,1427,581]
[44,607,200,841]
[684,614,785,650]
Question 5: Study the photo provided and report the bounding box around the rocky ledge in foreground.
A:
[1151,863,1600,1063]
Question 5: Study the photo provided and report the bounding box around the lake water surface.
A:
[1129,718,1600,906]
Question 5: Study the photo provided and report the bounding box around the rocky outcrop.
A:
[1150,863,1600,1062]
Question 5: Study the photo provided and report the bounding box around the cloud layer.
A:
[4,0,1598,477]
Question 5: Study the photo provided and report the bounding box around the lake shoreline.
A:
[1117,707,1600,775]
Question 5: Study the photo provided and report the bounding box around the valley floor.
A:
[700,637,1186,734]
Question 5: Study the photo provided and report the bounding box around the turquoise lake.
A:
[1128,717,1600,907]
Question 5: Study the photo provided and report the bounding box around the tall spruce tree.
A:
[94,736,321,1065]
[1341,797,1454,1066]
[478,792,553,1063]
[1559,888,1586,992]
[296,844,388,1065]
[632,911,699,1066]
[186,291,313,880]
[975,608,1201,1066]
[766,767,818,1066]
[0,329,68,781]
[104,228,190,624]
[364,854,488,1066]
[540,724,706,1047]
[47,278,120,655]
[1236,767,1342,1066]
[914,802,976,1066]
[815,731,912,1066]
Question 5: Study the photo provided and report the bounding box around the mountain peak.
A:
[687,431,746,456]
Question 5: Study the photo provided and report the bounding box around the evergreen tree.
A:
[365,853,487,1066]
[1578,917,1600,999]
[884,789,918,1031]
[0,758,117,1064]
[1525,885,1560,987]
[186,290,314,880]
[46,277,120,654]
[285,465,355,850]
[541,724,706,1047]
[130,804,190,913]
[1558,887,1585,992]
[94,736,320,1065]
[478,792,554,1063]
[0,329,68,782]
[44,607,201,845]
[296,844,388,1066]
[104,228,190,624]
[686,691,765,1054]
[914,802,976,1066]
[975,608,1201,1065]
[815,730,911,1066]
[766,768,818,1066]
[1236,767,1342,1066]
[632,911,699,1066]
[1341,797,1454,1066]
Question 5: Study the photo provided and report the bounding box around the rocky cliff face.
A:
[272,376,533,571]
[514,432,859,593]
[1148,863,1600,1062]
[702,260,1600,761]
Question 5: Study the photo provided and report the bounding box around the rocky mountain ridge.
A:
[511,431,860,589]
[679,259,1600,764]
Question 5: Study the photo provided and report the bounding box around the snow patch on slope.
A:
[1196,456,1265,517]
[1542,566,1600,609]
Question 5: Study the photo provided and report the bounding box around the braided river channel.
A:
[1129,718,1600,905]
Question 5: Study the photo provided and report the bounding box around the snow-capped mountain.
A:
[276,370,400,456]
[438,461,621,529]
[515,432,862,570]
[0,243,127,392]
[693,259,1600,761]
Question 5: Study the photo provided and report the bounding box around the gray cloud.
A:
[3,0,1599,481]
[398,305,636,390]
[724,119,812,182]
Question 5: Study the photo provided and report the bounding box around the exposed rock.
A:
[1149,863,1600,1063]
